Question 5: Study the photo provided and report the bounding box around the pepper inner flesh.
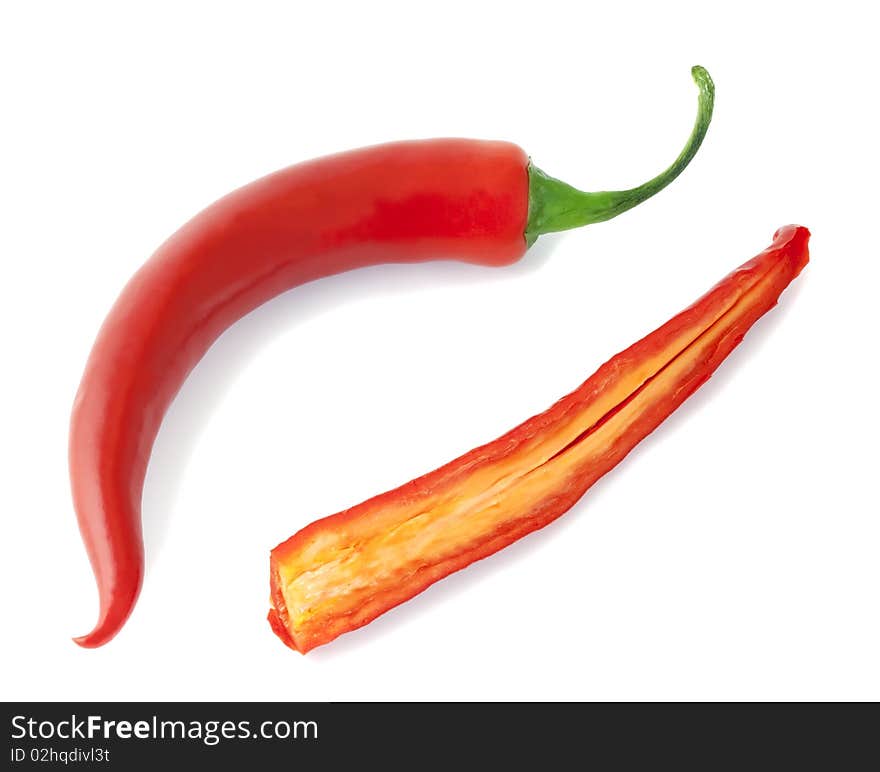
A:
[275,260,782,639]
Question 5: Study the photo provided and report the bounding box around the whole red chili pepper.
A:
[269,226,810,653]
[71,67,713,647]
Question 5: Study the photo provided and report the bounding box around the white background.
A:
[2,1,878,701]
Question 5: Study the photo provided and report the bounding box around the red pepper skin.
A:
[268,226,809,653]
[71,139,529,647]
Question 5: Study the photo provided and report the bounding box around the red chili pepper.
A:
[268,226,809,653]
[71,67,713,647]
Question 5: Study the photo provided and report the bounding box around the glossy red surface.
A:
[70,139,530,647]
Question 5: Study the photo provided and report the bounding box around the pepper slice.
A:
[269,225,810,653]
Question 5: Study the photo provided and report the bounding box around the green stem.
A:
[525,65,715,247]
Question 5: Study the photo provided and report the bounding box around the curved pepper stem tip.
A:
[525,65,715,246]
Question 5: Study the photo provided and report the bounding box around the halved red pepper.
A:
[269,226,810,653]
